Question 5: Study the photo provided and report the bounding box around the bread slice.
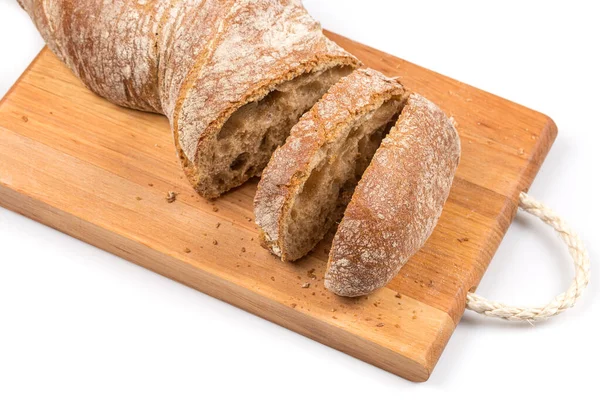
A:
[254,69,407,261]
[325,94,461,297]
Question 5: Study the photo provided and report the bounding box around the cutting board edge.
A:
[0,48,48,110]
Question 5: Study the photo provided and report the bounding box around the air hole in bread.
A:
[204,65,354,196]
[281,99,404,260]
[230,152,249,171]
[259,134,269,151]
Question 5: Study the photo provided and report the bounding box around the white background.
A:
[1,0,598,398]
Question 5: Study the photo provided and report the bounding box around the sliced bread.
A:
[254,69,408,261]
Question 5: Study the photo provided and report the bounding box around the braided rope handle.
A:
[465,192,590,322]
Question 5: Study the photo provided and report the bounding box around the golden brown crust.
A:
[254,68,406,260]
[18,0,359,198]
[325,94,461,297]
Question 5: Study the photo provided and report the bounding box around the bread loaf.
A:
[18,0,359,198]
[254,69,407,261]
[325,94,460,296]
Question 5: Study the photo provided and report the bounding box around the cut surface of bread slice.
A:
[193,66,354,198]
[325,94,461,297]
[254,69,407,261]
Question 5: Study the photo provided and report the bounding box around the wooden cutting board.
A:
[0,32,556,381]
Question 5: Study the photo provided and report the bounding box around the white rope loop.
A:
[465,192,590,322]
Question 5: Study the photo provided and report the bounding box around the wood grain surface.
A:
[0,33,557,381]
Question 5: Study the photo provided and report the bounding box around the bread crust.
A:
[325,94,461,297]
[18,0,359,198]
[254,68,406,260]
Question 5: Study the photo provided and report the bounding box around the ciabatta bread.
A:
[325,94,460,296]
[254,69,407,261]
[18,0,359,198]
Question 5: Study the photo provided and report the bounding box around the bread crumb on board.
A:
[457,237,469,243]
[212,206,219,212]
[22,116,29,122]
[376,323,385,327]
[184,248,191,253]
[212,239,218,245]
[301,283,310,289]
[136,196,142,201]
[166,191,178,203]
[215,222,221,228]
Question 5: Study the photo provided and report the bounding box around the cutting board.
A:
[0,32,556,381]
